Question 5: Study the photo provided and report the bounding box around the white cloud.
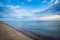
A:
[1,5,60,21]
[31,5,51,13]
[54,0,59,4]
[2,5,33,21]
[29,15,60,21]
[6,5,20,9]
[31,2,55,13]
[12,8,32,16]
[40,15,60,20]
[27,0,32,2]
[31,9,40,13]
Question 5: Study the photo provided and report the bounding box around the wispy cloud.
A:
[54,0,59,4]
[0,5,33,21]
[0,4,60,21]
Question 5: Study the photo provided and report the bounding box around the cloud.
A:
[31,3,55,13]
[54,0,59,4]
[27,0,32,2]
[29,15,60,21]
[6,5,20,9]
[0,5,60,21]
[0,5,33,21]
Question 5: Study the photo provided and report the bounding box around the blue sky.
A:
[0,0,60,21]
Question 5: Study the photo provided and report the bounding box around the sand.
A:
[0,21,33,40]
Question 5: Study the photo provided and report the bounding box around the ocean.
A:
[4,21,60,38]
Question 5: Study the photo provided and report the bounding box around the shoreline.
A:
[0,21,60,40]
[0,21,33,40]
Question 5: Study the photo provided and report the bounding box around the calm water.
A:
[4,21,60,38]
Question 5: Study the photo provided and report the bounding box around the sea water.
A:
[4,21,60,38]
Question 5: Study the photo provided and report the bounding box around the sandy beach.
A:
[0,21,34,40]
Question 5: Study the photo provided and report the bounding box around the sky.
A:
[0,0,60,21]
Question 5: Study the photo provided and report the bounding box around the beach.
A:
[0,21,34,40]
